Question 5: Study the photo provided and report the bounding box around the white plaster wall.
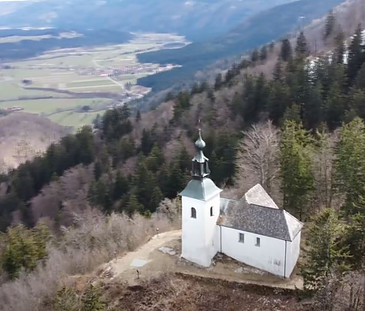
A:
[285,231,301,278]
[220,226,286,277]
[181,194,220,267]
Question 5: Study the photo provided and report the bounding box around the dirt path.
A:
[107,230,181,278]
[99,230,303,290]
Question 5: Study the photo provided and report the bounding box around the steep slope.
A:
[137,0,346,91]
[0,0,296,41]
[0,112,69,172]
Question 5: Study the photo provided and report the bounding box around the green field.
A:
[0,98,110,115]
[49,110,102,128]
[0,33,187,129]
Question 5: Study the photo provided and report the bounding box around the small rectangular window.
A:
[210,206,213,216]
[255,237,260,247]
[239,233,244,243]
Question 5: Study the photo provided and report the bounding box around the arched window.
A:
[210,206,213,216]
[191,207,196,218]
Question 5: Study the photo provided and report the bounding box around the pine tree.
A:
[345,205,365,267]
[81,284,106,311]
[126,194,143,216]
[280,39,293,62]
[135,109,141,122]
[283,103,301,123]
[303,82,323,129]
[214,73,223,90]
[355,62,365,89]
[273,60,283,81]
[324,83,346,130]
[54,287,80,311]
[333,30,345,64]
[324,11,336,39]
[149,186,164,213]
[259,45,268,61]
[347,25,365,85]
[280,120,314,220]
[1,223,51,279]
[134,161,156,210]
[301,208,350,294]
[113,171,129,201]
[251,49,259,62]
[268,81,291,124]
[295,32,309,58]
[145,145,164,172]
[349,88,365,119]
[335,118,365,216]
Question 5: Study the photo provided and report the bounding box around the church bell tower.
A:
[179,130,222,267]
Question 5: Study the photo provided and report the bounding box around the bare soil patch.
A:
[100,274,305,311]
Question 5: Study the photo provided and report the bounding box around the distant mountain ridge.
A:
[136,0,347,91]
[0,0,296,41]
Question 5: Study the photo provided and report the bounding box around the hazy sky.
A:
[0,0,41,2]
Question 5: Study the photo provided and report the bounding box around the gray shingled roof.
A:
[218,185,303,241]
[179,178,222,201]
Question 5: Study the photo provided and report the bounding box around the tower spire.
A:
[192,128,210,179]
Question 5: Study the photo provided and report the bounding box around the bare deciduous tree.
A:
[235,120,280,200]
[312,130,338,211]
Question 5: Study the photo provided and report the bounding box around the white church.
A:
[179,130,303,278]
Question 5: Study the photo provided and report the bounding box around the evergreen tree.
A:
[93,161,103,181]
[303,82,323,129]
[301,208,350,294]
[345,204,365,267]
[283,103,301,123]
[126,194,143,216]
[54,287,80,311]
[113,171,129,201]
[259,45,268,61]
[145,145,164,172]
[335,118,365,216]
[273,60,283,81]
[268,81,291,124]
[251,49,259,62]
[1,223,50,279]
[349,88,365,119]
[280,120,314,220]
[324,83,346,130]
[324,11,336,39]
[140,129,156,156]
[214,73,223,90]
[135,109,141,122]
[81,284,106,311]
[165,162,186,198]
[280,39,293,62]
[333,30,345,64]
[75,126,95,165]
[295,32,310,58]
[88,180,112,213]
[355,62,365,89]
[133,161,156,210]
[150,186,164,213]
[347,25,365,85]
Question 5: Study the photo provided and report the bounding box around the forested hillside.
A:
[137,0,345,91]
[1,0,365,309]
[0,0,296,41]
